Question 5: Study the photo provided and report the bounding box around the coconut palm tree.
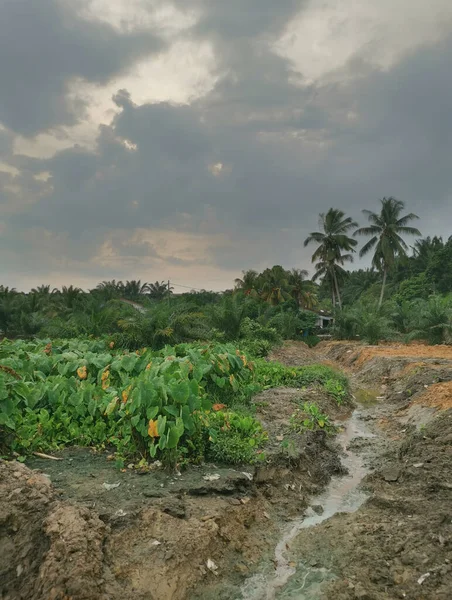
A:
[259,265,292,306]
[234,270,259,296]
[311,259,350,308]
[304,209,358,309]
[288,269,317,309]
[354,197,421,308]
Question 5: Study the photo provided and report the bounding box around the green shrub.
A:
[323,378,347,405]
[333,303,395,344]
[254,361,349,391]
[240,317,282,344]
[267,311,303,339]
[240,338,273,358]
[205,410,267,464]
[407,295,452,345]
[304,335,321,348]
[290,402,334,432]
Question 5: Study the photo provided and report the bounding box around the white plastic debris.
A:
[417,572,430,585]
[113,509,127,518]
[241,472,253,481]
[203,474,220,481]
[16,565,23,577]
[150,540,161,547]
[206,559,219,575]
[413,463,424,468]
[102,482,121,491]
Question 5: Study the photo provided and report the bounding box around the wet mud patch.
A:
[287,410,452,600]
[1,379,348,600]
[26,448,256,521]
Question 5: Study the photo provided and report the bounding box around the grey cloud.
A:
[2,1,452,287]
[185,0,302,40]
[0,0,164,135]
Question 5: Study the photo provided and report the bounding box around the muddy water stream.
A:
[241,410,375,600]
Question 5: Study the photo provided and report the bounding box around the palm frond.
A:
[359,236,378,257]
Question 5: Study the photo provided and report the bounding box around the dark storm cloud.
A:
[1,0,452,287]
[0,0,164,135]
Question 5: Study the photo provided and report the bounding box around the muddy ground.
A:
[1,341,452,600]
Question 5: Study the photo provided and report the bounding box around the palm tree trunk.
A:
[378,267,388,309]
[332,268,342,310]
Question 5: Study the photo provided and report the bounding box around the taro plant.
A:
[204,409,267,464]
[290,402,334,432]
[0,338,256,470]
[324,378,347,405]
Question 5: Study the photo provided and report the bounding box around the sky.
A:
[1,0,451,292]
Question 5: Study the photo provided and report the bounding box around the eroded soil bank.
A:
[1,341,452,600]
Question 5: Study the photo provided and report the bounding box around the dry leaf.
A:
[148,419,159,438]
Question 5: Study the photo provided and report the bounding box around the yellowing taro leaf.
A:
[109,341,115,349]
[146,362,152,371]
[318,420,325,428]
[148,419,159,438]
[122,385,132,403]
[229,374,235,384]
[104,396,118,416]
[212,403,227,412]
[77,366,87,380]
[101,369,110,390]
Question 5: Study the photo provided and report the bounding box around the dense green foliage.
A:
[0,338,352,468]
[1,198,451,348]
[0,268,321,352]
[254,361,349,394]
[0,338,266,467]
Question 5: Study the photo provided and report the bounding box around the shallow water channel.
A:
[241,410,374,600]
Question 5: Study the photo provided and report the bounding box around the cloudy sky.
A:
[1,0,451,291]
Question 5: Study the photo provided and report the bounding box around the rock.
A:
[229,498,241,506]
[162,500,186,519]
[311,505,324,515]
[203,474,220,482]
[236,563,249,574]
[382,467,400,482]
[102,482,120,491]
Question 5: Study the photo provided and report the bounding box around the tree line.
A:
[1,196,451,347]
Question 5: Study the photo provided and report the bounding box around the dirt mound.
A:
[0,461,107,600]
[411,381,452,410]
[321,341,452,368]
[289,410,452,600]
[268,341,318,366]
